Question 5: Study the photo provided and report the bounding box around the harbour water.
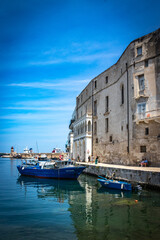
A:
[0,158,160,240]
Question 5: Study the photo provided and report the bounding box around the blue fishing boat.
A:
[17,160,86,180]
[98,177,132,191]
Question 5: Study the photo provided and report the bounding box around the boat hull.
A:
[98,179,132,191]
[17,165,86,180]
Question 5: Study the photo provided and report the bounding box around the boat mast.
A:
[36,141,39,154]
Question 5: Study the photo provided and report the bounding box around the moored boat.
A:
[17,160,86,180]
[38,154,48,161]
[98,177,132,191]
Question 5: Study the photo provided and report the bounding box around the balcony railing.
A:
[137,112,146,120]
[135,109,160,122]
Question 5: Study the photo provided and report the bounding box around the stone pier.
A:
[78,162,160,189]
[9,152,67,159]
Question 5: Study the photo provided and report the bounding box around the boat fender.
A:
[22,167,24,170]
[121,184,124,189]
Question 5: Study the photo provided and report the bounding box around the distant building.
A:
[11,146,14,154]
[68,29,160,166]
[10,146,17,157]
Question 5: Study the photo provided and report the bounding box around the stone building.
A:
[68,29,160,166]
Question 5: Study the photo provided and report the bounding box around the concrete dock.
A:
[78,162,160,189]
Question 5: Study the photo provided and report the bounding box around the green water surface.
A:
[0,158,159,240]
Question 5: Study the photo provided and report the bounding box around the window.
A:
[81,94,83,102]
[133,62,135,68]
[96,138,98,143]
[138,75,145,91]
[94,100,97,116]
[109,135,112,142]
[121,84,124,105]
[94,81,97,89]
[88,121,91,132]
[140,146,146,153]
[145,128,149,135]
[145,60,149,67]
[105,118,109,133]
[137,46,142,56]
[94,122,97,135]
[106,76,108,84]
[106,96,109,112]
[81,124,83,133]
[138,103,146,119]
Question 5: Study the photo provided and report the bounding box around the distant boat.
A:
[38,154,48,161]
[52,148,61,153]
[24,146,33,154]
[98,177,132,191]
[17,160,86,180]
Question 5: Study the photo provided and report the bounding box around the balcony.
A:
[135,109,160,124]
[73,113,92,140]
[137,112,146,120]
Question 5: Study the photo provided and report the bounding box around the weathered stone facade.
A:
[69,29,160,166]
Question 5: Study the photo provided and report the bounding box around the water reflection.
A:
[17,176,85,203]
[16,174,160,240]
[70,175,160,240]
[97,187,132,198]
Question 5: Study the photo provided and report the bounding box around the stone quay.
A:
[78,162,160,189]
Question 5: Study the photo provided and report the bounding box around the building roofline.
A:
[76,28,160,99]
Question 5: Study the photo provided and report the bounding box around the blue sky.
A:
[0,0,160,153]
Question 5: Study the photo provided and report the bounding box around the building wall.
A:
[69,29,160,166]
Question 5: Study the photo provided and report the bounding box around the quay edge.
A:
[78,162,160,189]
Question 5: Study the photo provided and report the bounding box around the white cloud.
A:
[43,41,117,56]
[13,98,75,106]
[7,78,90,91]
[0,111,71,121]
[30,52,120,66]
[1,124,68,135]
[1,106,74,111]
[30,40,121,67]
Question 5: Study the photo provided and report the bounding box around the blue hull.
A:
[17,165,86,180]
[98,179,132,191]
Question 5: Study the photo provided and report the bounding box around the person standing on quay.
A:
[91,155,94,163]
[95,156,99,164]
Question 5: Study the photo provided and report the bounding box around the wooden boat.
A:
[17,160,86,180]
[98,177,132,191]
